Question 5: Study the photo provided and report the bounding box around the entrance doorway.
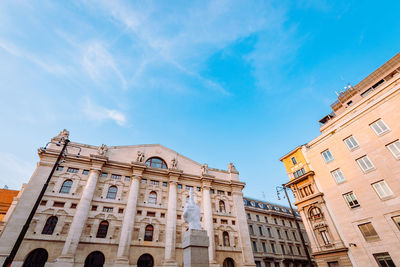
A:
[137,253,154,267]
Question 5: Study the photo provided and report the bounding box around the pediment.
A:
[94,213,106,220]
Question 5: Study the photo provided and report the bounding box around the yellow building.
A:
[280,52,400,267]
[0,188,19,222]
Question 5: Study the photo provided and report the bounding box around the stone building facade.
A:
[280,52,400,267]
[0,131,255,267]
[244,198,312,267]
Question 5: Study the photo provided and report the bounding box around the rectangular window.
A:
[249,225,254,235]
[358,222,379,241]
[356,156,375,172]
[137,210,142,215]
[320,230,330,245]
[177,184,182,189]
[343,192,360,208]
[274,218,277,224]
[289,245,293,255]
[141,179,147,184]
[256,215,260,221]
[285,230,289,239]
[161,213,165,218]
[289,221,293,227]
[91,205,97,211]
[387,141,400,159]
[53,202,65,207]
[103,207,113,212]
[277,229,282,239]
[331,169,346,184]
[40,200,47,206]
[232,220,235,225]
[70,203,77,209]
[56,166,64,171]
[392,216,400,230]
[118,208,124,214]
[210,188,214,194]
[150,180,159,186]
[111,174,121,180]
[322,149,334,163]
[267,228,272,237]
[282,220,285,226]
[374,253,395,267]
[255,261,261,267]
[217,190,224,195]
[328,262,339,267]
[372,181,393,199]
[162,182,168,187]
[67,167,79,173]
[147,212,156,217]
[262,242,267,252]
[344,136,359,151]
[82,169,89,175]
[259,226,263,235]
[297,246,302,255]
[101,172,108,178]
[280,244,285,254]
[247,213,251,220]
[293,168,306,178]
[293,231,297,240]
[271,243,276,254]
[291,157,297,165]
[125,176,131,181]
[252,241,257,252]
[370,119,390,135]
[221,219,228,224]
[265,216,268,223]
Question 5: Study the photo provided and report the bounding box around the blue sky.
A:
[1,0,399,205]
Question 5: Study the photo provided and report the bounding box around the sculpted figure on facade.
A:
[201,163,209,175]
[136,151,145,163]
[170,157,178,169]
[97,144,108,156]
[228,162,238,173]
[56,129,69,140]
[183,188,202,230]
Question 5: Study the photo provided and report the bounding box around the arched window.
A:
[148,191,157,204]
[106,186,117,199]
[223,231,230,246]
[96,221,109,238]
[223,258,235,267]
[137,253,154,267]
[219,200,226,213]
[144,224,154,241]
[309,207,322,219]
[23,248,48,267]
[145,157,168,169]
[84,251,105,267]
[60,180,73,194]
[42,216,58,235]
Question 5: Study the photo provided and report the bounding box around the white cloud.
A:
[83,98,127,126]
[0,152,36,189]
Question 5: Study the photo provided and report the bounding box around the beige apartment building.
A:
[0,130,256,267]
[281,52,400,267]
[243,197,312,267]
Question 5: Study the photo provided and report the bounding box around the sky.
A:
[0,0,400,206]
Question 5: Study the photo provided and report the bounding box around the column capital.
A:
[131,175,142,182]
[89,155,107,170]
[201,177,213,187]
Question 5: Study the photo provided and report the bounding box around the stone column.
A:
[202,182,217,266]
[114,174,141,266]
[163,176,178,267]
[232,188,256,267]
[55,165,102,266]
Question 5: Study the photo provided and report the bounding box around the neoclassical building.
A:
[244,198,312,267]
[0,130,255,267]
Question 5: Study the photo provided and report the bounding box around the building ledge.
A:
[294,192,324,206]
[285,171,315,187]
[311,247,348,256]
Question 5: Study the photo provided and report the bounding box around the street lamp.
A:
[3,137,81,267]
[276,184,313,267]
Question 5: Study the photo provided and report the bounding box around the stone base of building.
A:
[54,254,75,267]
[114,256,130,267]
[163,260,179,267]
[312,248,353,267]
[183,229,210,267]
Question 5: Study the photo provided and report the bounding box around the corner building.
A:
[281,52,400,267]
[0,130,255,267]
[243,197,312,267]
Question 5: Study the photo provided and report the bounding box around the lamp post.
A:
[276,184,313,267]
[3,137,81,267]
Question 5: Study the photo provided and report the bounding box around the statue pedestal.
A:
[183,229,209,267]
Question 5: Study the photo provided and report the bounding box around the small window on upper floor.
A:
[148,191,157,204]
[392,216,400,231]
[321,149,334,163]
[356,156,375,173]
[59,180,73,194]
[67,167,79,173]
[291,157,297,165]
[106,186,117,199]
[111,174,121,180]
[57,166,64,171]
[293,168,306,179]
[358,222,379,242]
[101,172,108,178]
[145,157,168,169]
[372,180,393,200]
[343,192,360,209]
[344,136,359,151]
[387,141,400,159]
[82,170,89,175]
[331,169,346,184]
[370,119,390,136]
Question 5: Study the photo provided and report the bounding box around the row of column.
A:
[54,162,253,267]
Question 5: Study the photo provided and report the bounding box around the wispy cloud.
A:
[83,97,127,126]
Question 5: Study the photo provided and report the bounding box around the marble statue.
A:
[183,188,202,230]
[97,144,108,156]
[228,162,238,173]
[136,151,145,163]
[171,157,178,169]
[56,129,69,139]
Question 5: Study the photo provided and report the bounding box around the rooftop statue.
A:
[183,188,202,230]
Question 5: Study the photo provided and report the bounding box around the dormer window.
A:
[145,157,168,169]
